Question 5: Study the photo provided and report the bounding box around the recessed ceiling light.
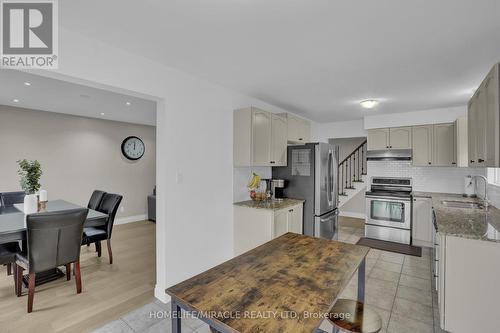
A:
[125,102,131,106]
[360,100,379,109]
[12,99,19,103]
[100,112,105,116]
[24,82,31,86]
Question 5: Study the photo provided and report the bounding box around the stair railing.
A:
[338,140,367,196]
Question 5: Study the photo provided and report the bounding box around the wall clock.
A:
[121,136,145,160]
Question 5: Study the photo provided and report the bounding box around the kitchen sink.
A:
[441,200,484,209]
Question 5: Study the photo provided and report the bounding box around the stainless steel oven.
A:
[365,177,413,244]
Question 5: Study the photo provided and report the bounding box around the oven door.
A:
[365,196,411,230]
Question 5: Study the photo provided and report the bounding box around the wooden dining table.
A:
[166,232,369,333]
[0,199,108,285]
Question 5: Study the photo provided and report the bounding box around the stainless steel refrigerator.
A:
[272,143,339,240]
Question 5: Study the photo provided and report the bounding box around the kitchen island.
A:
[413,191,500,333]
[166,233,369,333]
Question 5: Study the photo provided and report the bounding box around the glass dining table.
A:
[0,199,108,285]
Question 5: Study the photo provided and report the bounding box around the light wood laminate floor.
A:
[0,220,156,333]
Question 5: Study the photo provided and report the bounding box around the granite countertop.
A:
[413,191,500,243]
[233,198,305,211]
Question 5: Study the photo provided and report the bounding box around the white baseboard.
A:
[339,211,366,219]
[154,284,171,304]
[115,214,148,225]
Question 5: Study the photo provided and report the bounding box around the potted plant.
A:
[17,159,42,213]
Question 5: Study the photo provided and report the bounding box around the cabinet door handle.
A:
[389,146,392,148]
[270,161,275,164]
[451,162,456,165]
[470,160,475,163]
[478,158,484,163]
[428,162,431,165]
[289,209,293,212]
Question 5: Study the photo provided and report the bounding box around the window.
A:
[487,168,500,186]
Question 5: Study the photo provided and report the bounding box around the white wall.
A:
[37,27,299,303]
[313,106,467,142]
[364,106,466,129]
[0,105,155,221]
[312,119,366,142]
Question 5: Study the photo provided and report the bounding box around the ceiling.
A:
[57,1,500,122]
[0,70,157,125]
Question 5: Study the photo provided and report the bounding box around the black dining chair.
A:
[82,193,122,264]
[14,208,88,313]
[0,242,21,287]
[87,190,107,210]
[0,191,25,206]
[0,195,22,277]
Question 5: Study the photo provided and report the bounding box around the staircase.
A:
[338,140,367,208]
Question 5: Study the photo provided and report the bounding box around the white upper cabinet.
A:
[433,123,456,166]
[367,127,411,150]
[271,114,288,166]
[389,127,412,149]
[252,110,272,166]
[485,67,500,167]
[468,63,500,167]
[412,125,433,166]
[367,128,390,150]
[282,113,311,144]
[455,117,468,168]
[233,107,290,167]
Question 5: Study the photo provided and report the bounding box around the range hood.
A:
[366,149,412,161]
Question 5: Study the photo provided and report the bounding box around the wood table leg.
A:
[27,272,35,313]
[7,263,12,275]
[66,264,71,281]
[74,261,82,294]
[96,241,102,257]
[357,258,366,303]
[171,297,182,333]
[107,239,113,264]
[16,265,23,297]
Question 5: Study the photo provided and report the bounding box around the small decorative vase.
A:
[23,194,38,214]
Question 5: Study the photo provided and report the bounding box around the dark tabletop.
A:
[0,199,108,244]
[166,232,369,333]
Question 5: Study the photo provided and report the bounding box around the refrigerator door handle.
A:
[327,149,334,208]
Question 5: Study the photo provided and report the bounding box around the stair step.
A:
[339,193,348,196]
[344,186,355,190]
[352,180,364,183]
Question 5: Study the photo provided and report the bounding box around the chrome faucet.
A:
[470,175,489,209]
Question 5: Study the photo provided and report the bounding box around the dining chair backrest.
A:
[1,191,25,206]
[87,190,107,210]
[97,193,122,239]
[26,208,88,273]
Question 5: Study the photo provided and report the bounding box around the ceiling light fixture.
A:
[13,99,19,103]
[125,102,131,106]
[360,99,379,109]
[100,112,105,116]
[24,82,31,86]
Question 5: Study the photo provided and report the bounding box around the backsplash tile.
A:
[367,161,486,193]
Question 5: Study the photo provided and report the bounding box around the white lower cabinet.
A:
[412,197,433,247]
[233,203,303,256]
[434,234,500,332]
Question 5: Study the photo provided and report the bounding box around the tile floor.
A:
[92,220,445,333]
